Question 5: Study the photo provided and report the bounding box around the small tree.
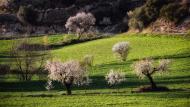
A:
[133,58,171,89]
[105,69,126,91]
[10,38,49,81]
[81,54,94,67]
[112,42,130,61]
[45,60,90,95]
[65,12,96,39]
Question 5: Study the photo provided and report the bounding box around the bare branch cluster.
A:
[10,38,49,81]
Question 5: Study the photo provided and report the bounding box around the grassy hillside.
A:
[0,33,190,107]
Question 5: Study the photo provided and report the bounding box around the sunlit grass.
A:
[0,33,189,107]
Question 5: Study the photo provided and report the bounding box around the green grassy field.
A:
[0,33,190,107]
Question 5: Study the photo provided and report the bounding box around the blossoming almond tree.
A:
[112,42,130,61]
[45,60,90,95]
[65,12,96,39]
[133,58,171,89]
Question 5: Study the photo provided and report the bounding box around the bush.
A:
[112,42,130,61]
[160,3,189,23]
[128,17,144,31]
[128,5,158,30]
[17,5,38,25]
[105,69,125,86]
[81,54,94,67]
[128,0,173,30]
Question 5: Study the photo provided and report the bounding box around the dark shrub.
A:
[160,3,189,23]
[128,0,173,30]
[1,0,76,13]
[90,3,113,25]
[17,5,38,25]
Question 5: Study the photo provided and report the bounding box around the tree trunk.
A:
[64,82,72,95]
[77,34,81,40]
[64,77,74,95]
[146,74,157,89]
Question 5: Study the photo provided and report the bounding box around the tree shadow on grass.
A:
[0,50,189,92]
[0,75,189,92]
[97,49,190,69]
[0,52,14,64]
[26,94,54,97]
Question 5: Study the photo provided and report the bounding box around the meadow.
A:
[0,33,189,107]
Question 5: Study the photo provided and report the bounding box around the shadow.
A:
[112,90,190,99]
[0,75,189,92]
[0,48,189,92]
[26,94,54,97]
[0,52,13,59]
[150,49,190,60]
[48,36,107,50]
[99,49,190,67]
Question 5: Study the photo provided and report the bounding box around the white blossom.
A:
[105,69,126,86]
[112,42,130,61]
[45,80,54,91]
[65,12,96,36]
[45,60,90,87]
[157,59,171,72]
[133,58,154,79]
[133,58,171,78]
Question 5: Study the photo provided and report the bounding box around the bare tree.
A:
[10,37,49,81]
[133,58,171,89]
[112,42,130,61]
[45,59,91,95]
[65,12,96,39]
